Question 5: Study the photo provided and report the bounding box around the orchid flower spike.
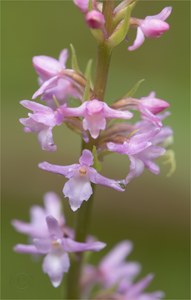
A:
[39,149,125,211]
[14,215,106,288]
[128,7,172,51]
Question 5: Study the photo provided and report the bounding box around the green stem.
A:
[66,1,115,298]
[93,0,115,100]
[93,43,112,100]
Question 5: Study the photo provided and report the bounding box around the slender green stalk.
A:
[93,43,112,100]
[66,1,115,298]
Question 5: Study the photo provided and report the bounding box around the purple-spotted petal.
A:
[63,176,93,211]
[128,27,145,51]
[79,149,94,167]
[62,238,106,252]
[42,251,70,288]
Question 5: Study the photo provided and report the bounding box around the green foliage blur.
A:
[2,1,190,299]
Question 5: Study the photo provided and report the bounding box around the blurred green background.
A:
[2,0,190,299]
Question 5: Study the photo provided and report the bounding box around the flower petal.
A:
[33,238,51,254]
[44,192,65,224]
[89,168,125,192]
[32,55,61,79]
[79,149,94,167]
[128,27,145,51]
[20,100,52,113]
[59,49,68,68]
[73,0,89,13]
[83,114,106,139]
[126,274,154,297]
[13,244,39,254]
[12,220,38,237]
[125,156,145,184]
[62,238,106,252]
[32,76,59,99]
[63,176,93,211]
[104,103,133,119]
[42,251,70,288]
[38,127,57,152]
[46,216,63,239]
[146,7,172,21]
[38,161,78,178]
[101,241,133,270]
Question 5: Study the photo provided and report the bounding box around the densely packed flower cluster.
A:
[13,1,174,299]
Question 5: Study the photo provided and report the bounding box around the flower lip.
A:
[86,100,104,115]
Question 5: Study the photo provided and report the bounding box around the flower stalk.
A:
[66,1,115,298]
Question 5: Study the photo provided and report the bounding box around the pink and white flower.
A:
[128,7,172,51]
[82,241,140,291]
[61,99,133,139]
[14,215,106,288]
[39,149,125,211]
[32,49,81,107]
[19,100,65,151]
[12,192,66,239]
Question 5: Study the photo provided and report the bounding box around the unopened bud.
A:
[86,10,105,29]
